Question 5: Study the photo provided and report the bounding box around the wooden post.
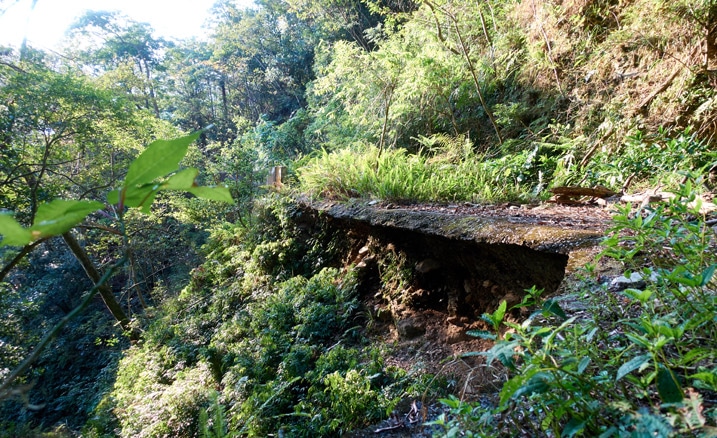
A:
[266,166,287,188]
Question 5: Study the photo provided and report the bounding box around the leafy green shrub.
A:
[111,349,214,438]
[299,369,391,435]
[583,128,716,192]
[212,267,392,436]
[91,195,414,437]
[434,181,717,436]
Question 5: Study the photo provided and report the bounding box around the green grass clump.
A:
[298,128,717,205]
[297,138,549,204]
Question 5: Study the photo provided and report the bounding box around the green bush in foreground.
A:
[86,197,416,437]
[433,181,717,437]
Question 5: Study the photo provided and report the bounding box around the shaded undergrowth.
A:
[83,196,432,437]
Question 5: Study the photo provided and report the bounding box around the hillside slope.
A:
[81,1,717,436]
[2,0,716,436]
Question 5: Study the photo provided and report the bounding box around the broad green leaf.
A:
[483,300,507,329]
[107,188,120,205]
[164,168,199,190]
[479,314,495,326]
[690,370,717,390]
[511,371,552,400]
[655,322,683,340]
[530,326,554,337]
[30,199,104,238]
[562,356,579,369]
[668,268,701,287]
[563,417,586,438]
[625,332,652,349]
[121,184,159,210]
[657,364,684,403]
[616,354,651,381]
[623,288,653,304]
[188,186,235,204]
[137,192,158,214]
[494,299,507,322]
[485,340,520,368]
[699,264,716,286]
[499,367,538,405]
[124,132,200,188]
[584,326,599,342]
[542,297,567,319]
[578,356,591,374]
[0,213,32,246]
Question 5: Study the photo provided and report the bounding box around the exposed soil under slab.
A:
[293,198,616,436]
[297,198,611,315]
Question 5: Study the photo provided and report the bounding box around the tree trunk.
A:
[220,75,230,146]
[451,14,503,145]
[143,59,161,118]
[378,84,394,157]
[62,232,138,340]
[707,2,717,68]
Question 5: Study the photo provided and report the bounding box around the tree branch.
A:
[0,238,48,283]
[449,12,503,144]
[424,0,460,55]
[0,255,126,402]
[0,60,27,74]
[61,231,137,339]
[76,222,122,236]
[424,0,503,144]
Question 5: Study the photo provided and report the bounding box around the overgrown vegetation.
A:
[298,127,716,205]
[299,0,717,201]
[432,182,717,436]
[298,135,553,203]
[84,197,423,437]
[2,0,717,435]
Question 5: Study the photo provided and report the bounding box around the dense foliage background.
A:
[1,0,716,436]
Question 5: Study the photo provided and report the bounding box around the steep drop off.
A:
[298,199,610,318]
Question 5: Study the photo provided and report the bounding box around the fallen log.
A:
[551,186,618,199]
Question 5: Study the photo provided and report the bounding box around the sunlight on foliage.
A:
[86,197,419,437]
[297,138,557,203]
[434,181,717,437]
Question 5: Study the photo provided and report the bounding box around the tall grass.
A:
[297,139,541,203]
